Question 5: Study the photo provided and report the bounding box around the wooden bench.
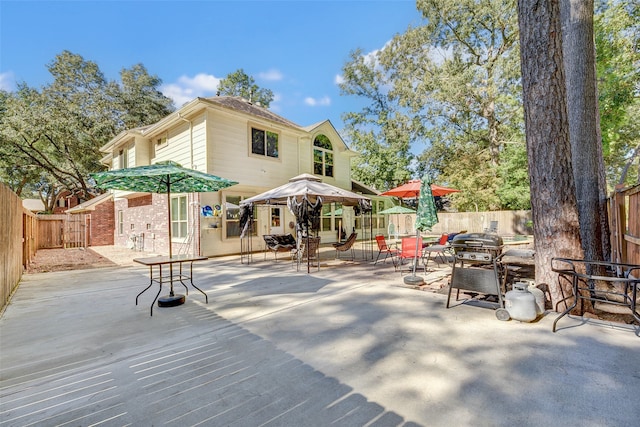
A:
[263,234,297,261]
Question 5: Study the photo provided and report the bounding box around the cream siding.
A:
[152,122,192,167]
[101,97,364,257]
[204,109,301,186]
[191,113,207,171]
[133,135,151,166]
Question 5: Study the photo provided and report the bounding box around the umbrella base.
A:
[158,294,186,307]
[403,275,425,286]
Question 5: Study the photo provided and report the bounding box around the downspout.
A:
[297,135,301,175]
[178,113,199,255]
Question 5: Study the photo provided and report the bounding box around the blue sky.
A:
[1,0,421,132]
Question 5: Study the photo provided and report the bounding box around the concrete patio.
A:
[1,245,638,426]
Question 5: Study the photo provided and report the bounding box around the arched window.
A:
[313,134,333,177]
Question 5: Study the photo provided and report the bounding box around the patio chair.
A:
[398,236,425,275]
[484,221,498,234]
[292,236,321,271]
[374,234,399,268]
[332,232,358,260]
[423,233,453,270]
[388,222,398,241]
[263,233,296,261]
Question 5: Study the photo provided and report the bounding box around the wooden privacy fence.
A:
[429,210,533,236]
[389,210,533,237]
[0,183,37,310]
[610,183,640,265]
[37,214,88,249]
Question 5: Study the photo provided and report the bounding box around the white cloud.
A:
[160,73,221,107]
[0,72,16,91]
[304,96,331,107]
[334,74,345,85]
[258,69,283,82]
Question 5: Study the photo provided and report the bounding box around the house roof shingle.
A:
[203,96,302,130]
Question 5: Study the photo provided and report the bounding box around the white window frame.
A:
[118,148,129,169]
[313,135,333,177]
[117,210,124,235]
[170,194,188,240]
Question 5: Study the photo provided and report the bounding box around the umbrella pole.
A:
[158,179,186,307]
[404,207,425,286]
[412,228,419,276]
[167,188,174,296]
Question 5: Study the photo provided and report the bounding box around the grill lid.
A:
[451,233,503,249]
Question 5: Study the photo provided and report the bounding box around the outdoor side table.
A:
[133,255,208,316]
[551,258,640,334]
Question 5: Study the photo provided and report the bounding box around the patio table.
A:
[551,258,640,334]
[133,255,208,316]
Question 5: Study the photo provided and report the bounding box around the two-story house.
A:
[99,96,389,257]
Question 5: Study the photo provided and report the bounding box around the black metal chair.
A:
[423,233,453,269]
[332,233,357,260]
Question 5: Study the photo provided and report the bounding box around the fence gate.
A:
[37,214,87,249]
[64,214,87,248]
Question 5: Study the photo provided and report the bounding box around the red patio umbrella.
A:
[381,180,460,198]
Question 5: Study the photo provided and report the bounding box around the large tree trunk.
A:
[560,0,610,265]
[517,0,584,310]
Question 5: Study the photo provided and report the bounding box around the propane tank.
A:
[526,281,545,316]
[504,282,538,322]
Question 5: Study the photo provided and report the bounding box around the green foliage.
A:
[340,0,524,209]
[116,63,175,129]
[496,143,530,209]
[341,0,637,210]
[340,49,414,191]
[217,69,274,107]
[595,0,640,186]
[0,50,175,201]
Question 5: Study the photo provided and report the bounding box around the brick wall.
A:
[89,201,114,246]
[113,193,200,256]
[128,194,152,208]
[114,195,169,254]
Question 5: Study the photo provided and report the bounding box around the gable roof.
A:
[351,179,380,196]
[22,199,46,212]
[203,96,302,130]
[66,192,113,214]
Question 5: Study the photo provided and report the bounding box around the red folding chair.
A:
[374,235,399,267]
[398,236,424,275]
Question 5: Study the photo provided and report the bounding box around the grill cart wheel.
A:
[496,308,511,321]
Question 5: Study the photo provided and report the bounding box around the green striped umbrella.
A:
[92,161,238,258]
[415,177,439,232]
[406,177,439,282]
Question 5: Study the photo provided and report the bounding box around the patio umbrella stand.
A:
[92,161,237,308]
[405,177,440,286]
[381,178,456,286]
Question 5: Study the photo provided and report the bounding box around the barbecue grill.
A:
[446,233,505,314]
